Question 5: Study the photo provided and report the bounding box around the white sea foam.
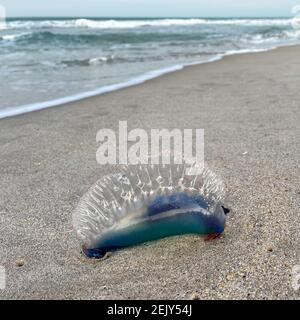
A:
[6,20,75,29]
[241,34,278,45]
[224,47,274,56]
[0,32,30,41]
[240,29,300,45]
[202,18,295,26]
[1,17,300,120]
[5,18,297,30]
[0,56,222,119]
[1,34,18,41]
[0,41,298,120]
[284,29,300,40]
[74,18,211,28]
[89,55,114,65]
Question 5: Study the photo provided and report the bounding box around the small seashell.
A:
[16,259,24,267]
[226,272,235,281]
[191,293,200,300]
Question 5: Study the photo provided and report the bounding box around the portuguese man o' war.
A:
[72,161,230,259]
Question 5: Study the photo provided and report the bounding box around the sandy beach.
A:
[0,45,299,299]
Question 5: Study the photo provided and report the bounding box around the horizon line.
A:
[5,15,294,19]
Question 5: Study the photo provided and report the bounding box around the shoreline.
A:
[1,45,300,299]
[2,42,299,120]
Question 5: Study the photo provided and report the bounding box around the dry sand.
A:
[0,45,299,299]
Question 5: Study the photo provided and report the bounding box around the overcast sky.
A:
[0,0,299,18]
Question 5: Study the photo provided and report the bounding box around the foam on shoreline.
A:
[0,46,287,120]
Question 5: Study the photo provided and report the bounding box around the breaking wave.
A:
[4,18,300,30]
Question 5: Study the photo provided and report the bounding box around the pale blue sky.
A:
[1,0,299,18]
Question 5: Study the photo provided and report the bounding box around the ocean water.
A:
[1,17,300,118]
